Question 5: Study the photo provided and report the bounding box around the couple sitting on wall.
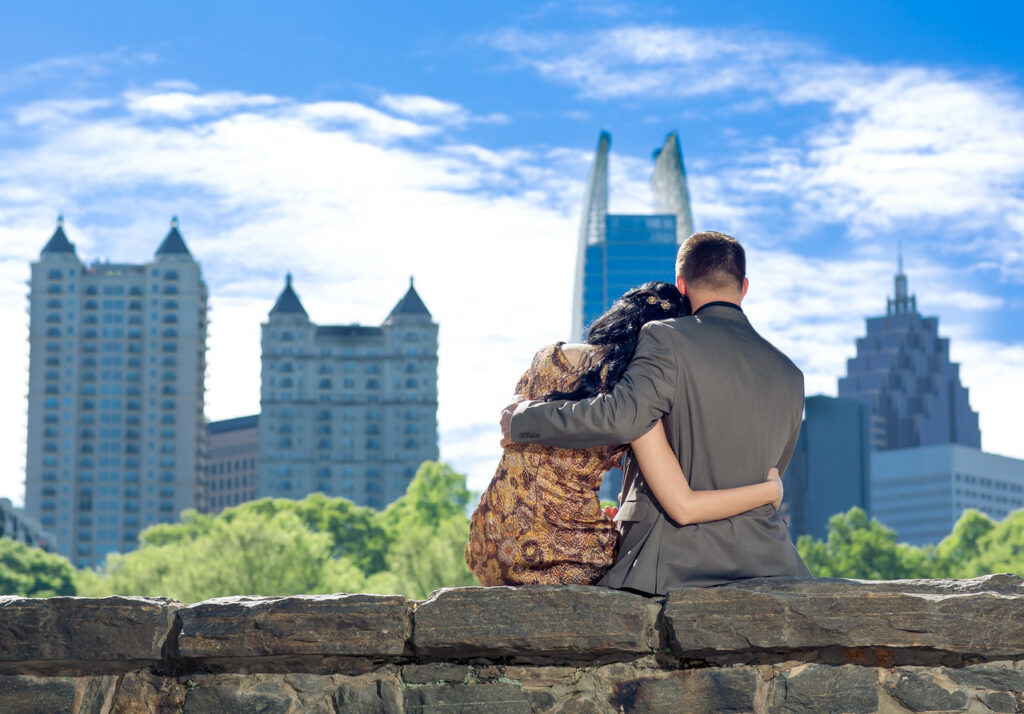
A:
[465,231,811,594]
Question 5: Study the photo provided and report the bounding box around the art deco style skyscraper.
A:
[259,276,438,509]
[571,131,695,340]
[24,218,207,567]
[838,258,980,451]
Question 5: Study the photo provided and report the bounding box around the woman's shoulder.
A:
[559,342,597,369]
[525,342,595,375]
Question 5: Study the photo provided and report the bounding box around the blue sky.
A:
[2,0,1024,503]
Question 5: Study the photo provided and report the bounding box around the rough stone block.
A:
[78,675,119,714]
[403,663,470,684]
[0,596,177,666]
[884,668,968,712]
[413,586,659,661]
[177,593,411,659]
[944,663,1024,692]
[505,665,578,687]
[182,679,292,714]
[771,663,878,713]
[663,576,1024,658]
[110,671,187,714]
[0,676,76,714]
[403,683,532,713]
[555,693,604,713]
[977,691,1020,712]
[612,669,757,713]
[337,681,385,714]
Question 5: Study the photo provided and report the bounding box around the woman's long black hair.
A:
[544,281,690,402]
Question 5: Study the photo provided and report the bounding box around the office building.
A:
[571,131,695,340]
[204,415,259,514]
[872,445,1024,545]
[1,498,56,553]
[783,396,871,540]
[259,275,438,509]
[24,217,207,567]
[838,257,980,451]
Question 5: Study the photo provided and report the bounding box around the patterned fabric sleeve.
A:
[513,344,561,400]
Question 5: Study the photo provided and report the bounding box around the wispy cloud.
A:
[378,92,509,127]
[124,89,280,120]
[491,24,1024,276]
[0,49,156,95]
[490,25,812,99]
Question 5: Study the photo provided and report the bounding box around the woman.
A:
[465,281,783,586]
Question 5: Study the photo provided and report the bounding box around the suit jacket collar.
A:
[693,301,747,324]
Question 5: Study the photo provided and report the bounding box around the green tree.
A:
[968,510,1024,578]
[0,538,76,597]
[87,510,332,602]
[381,461,473,533]
[363,461,477,598]
[366,516,477,599]
[234,494,390,574]
[934,509,996,578]
[796,507,939,579]
[76,461,479,601]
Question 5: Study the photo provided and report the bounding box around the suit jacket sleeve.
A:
[509,321,679,448]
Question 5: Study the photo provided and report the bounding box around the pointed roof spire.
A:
[270,272,308,318]
[386,276,431,320]
[888,242,915,316]
[651,130,695,243]
[41,214,76,255]
[156,215,192,257]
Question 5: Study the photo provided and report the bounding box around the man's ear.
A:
[740,277,749,301]
[676,275,687,295]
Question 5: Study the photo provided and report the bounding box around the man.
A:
[501,231,811,594]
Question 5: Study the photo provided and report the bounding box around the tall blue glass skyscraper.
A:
[572,131,695,340]
[571,132,696,501]
[581,215,678,332]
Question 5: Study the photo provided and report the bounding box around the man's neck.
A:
[688,294,742,313]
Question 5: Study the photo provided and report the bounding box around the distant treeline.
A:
[2,467,1021,600]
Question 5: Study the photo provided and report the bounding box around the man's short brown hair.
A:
[675,231,746,291]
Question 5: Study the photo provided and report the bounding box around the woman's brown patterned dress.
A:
[466,343,626,585]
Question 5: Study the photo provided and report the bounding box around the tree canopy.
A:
[74,460,477,601]
[0,537,76,597]
[8,467,1024,602]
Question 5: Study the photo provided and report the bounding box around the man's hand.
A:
[500,396,529,448]
[766,467,783,511]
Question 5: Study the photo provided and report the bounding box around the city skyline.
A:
[2,2,1024,503]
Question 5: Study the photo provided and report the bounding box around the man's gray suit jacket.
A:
[510,303,811,594]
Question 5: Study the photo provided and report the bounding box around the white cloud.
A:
[15,98,112,126]
[379,93,466,120]
[490,25,810,100]
[124,89,280,120]
[298,101,440,139]
[378,93,509,128]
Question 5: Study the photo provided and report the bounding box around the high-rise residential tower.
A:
[571,131,695,340]
[838,258,980,451]
[259,275,438,509]
[24,217,207,567]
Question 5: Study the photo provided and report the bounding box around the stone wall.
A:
[2,575,1023,713]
